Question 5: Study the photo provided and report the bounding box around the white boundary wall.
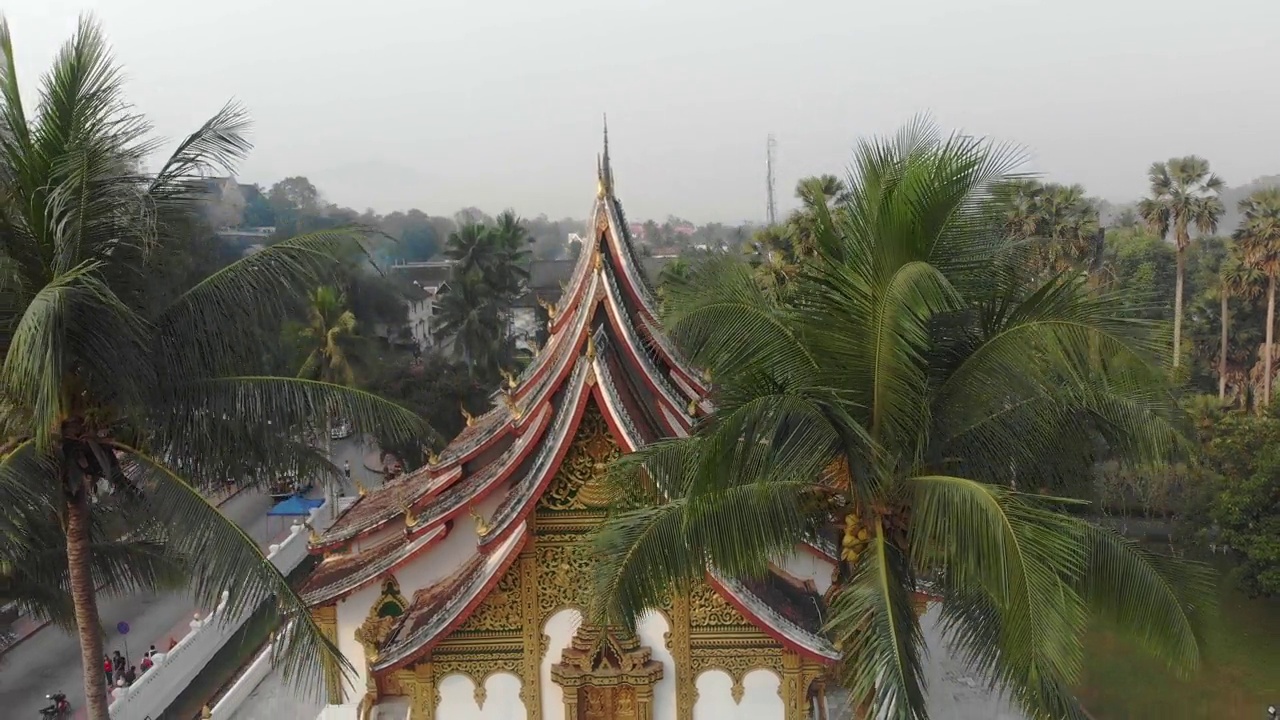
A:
[209,643,274,720]
[107,498,336,720]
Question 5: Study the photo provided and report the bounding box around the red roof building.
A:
[304,127,843,720]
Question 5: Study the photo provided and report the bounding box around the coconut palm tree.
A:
[443,223,495,277]
[297,286,359,386]
[0,18,426,719]
[1138,157,1226,368]
[488,209,533,299]
[1233,186,1280,405]
[590,119,1211,720]
[432,269,506,376]
[1216,246,1262,400]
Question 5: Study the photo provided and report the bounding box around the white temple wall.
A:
[539,608,582,720]
[778,551,836,595]
[435,672,526,720]
[636,610,677,720]
[740,669,784,719]
[692,669,784,720]
[335,580,380,699]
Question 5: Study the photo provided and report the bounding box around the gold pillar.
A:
[410,660,436,720]
[311,605,343,705]
[519,518,543,720]
[781,650,805,720]
[669,592,694,720]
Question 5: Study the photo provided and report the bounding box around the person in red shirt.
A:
[103,655,113,684]
[140,654,153,673]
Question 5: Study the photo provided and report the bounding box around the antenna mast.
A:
[765,134,778,226]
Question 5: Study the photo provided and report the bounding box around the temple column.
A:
[781,650,805,720]
[311,605,343,705]
[410,660,435,720]
[519,517,542,720]
[636,684,655,720]
[669,593,693,720]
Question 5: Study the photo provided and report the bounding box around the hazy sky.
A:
[6,0,1279,223]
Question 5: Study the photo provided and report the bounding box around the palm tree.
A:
[0,19,426,718]
[1215,246,1262,400]
[1233,187,1280,405]
[1138,157,1226,368]
[443,223,494,276]
[591,119,1211,720]
[297,286,359,386]
[488,209,533,299]
[433,269,506,376]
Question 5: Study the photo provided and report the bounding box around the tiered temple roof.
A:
[303,126,839,671]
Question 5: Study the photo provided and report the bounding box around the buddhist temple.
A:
[303,125,844,720]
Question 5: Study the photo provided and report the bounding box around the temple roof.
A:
[309,129,835,667]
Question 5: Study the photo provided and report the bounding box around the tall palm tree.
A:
[443,223,494,277]
[488,209,533,299]
[591,119,1211,720]
[1216,246,1262,400]
[297,286,359,386]
[433,269,506,376]
[0,19,426,718]
[1138,157,1226,368]
[1233,187,1280,405]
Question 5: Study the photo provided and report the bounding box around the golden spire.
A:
[585,331,597,361]
[461,405,475,427]
[469,507,490,536]
[598,113,614,197]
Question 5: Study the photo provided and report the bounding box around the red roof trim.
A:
[311,466,463,552]
[706,574,836,666]
[307,522,452,606]
[413,404,555,533]
[378,529,530,674]
[598,205,706,396]
[477,379,596,549]
[599,291,690,436]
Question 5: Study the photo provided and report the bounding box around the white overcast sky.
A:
[4,0,1279,223]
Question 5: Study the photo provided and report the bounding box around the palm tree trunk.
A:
[66,485,109,720]
[1220,292,1229,399]
[1265,275,1276,406]
[1173,248,1185,368]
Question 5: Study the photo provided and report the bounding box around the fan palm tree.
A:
[1233,186,1280,405]
[297,286,359,386]
[1137,157,1226,368]
[590,119,1212,720]
[1216,246,1262,400]
[0,18,426,719]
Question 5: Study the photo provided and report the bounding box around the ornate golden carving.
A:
[501,390,524,421]
[552,625,663,720]
[690,646,784,682]
[355,480,367,497]
[539,406,620,511]
[688,583,751,628]
[456,562,522,633]
[399,501,416,528]
[461,405,475,427]
[669,593,694,720]
[585,331,598,360]
[432,652,523,685]
[369,578,409,620]
[469,507,491,537]
[427,448,440,465]
[311,605,343,705]
[518,518,543,720]
[501,368,519,389]
[538,295,559,321]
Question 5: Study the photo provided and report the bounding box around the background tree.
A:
[268,175,321,237]
[0,19,425,718]
[296,286,360,386]
[1233,187,1280,405]
[590,120,1211,720]
[1138,157,1226,368]
[1216,247,1262,399]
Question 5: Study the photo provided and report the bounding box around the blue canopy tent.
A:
[266,494,324,537]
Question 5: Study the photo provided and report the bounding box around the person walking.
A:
[102,655,113,685]
[113,651,126,683]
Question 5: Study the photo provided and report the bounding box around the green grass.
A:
[1076,556,1280,720]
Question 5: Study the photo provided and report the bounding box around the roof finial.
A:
[599,113,614,196]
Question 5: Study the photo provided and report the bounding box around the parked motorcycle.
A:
[39,692,70,718]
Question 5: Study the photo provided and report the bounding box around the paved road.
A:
[0,437,372,720]
[232,437,385,720]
